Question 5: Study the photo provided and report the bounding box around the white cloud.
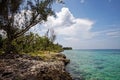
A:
[42,7,95,40]
[93,28,120,38]
[30,7,120,49]
[106,31,120,37]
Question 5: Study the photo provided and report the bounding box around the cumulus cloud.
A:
[30,7,120,49]
[42,7,95,40]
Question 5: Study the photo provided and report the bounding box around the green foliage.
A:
[0,0,57,54]
[10,32,63,53]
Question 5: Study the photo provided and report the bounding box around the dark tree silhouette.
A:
[0,0,58,54]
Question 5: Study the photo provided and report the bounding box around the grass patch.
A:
[25,51,58,60]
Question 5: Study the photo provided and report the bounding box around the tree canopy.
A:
[0,0,61,54]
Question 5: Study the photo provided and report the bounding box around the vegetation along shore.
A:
[0,0,73,80]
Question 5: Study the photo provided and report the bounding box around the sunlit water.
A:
[63,49,120,80]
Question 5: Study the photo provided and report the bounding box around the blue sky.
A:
[32,0,120,49]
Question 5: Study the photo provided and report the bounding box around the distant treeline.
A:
[63,47,72,50]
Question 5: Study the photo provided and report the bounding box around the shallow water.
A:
[64,49,120,80]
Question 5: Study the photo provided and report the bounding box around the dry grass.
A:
[26,51,58,61]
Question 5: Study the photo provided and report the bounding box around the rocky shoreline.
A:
[0,53,72,80]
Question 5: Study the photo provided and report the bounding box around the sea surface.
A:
[63,49,120,80]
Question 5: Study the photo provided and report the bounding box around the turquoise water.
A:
[63,49,120,80]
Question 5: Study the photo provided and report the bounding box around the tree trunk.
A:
[5,38,17,54]
[5,40,12,54]
[4,28,18,54]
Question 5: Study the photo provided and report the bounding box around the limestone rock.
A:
[0,53,72,80]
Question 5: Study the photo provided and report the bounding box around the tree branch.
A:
[14,13,41,39]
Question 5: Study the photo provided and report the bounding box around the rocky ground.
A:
[0,53,72,80]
